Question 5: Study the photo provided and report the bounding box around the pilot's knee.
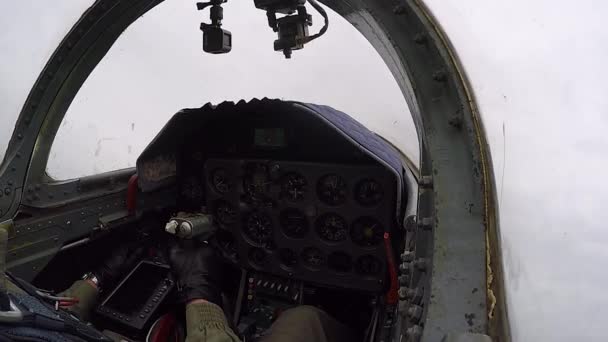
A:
[282,305,325,319]
[275,305,329,329]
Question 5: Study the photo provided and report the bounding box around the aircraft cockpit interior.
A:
[0,0,505,341]
[30,99,418,341]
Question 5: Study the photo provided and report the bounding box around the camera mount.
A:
[197,0,232,54]
[195,0,329,58]
[255,0,329,59]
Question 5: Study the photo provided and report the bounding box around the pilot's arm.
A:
[169,242,241,342]
[60,278,98,321]
[60,245,143,321]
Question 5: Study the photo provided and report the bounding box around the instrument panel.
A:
[206,158,396,292]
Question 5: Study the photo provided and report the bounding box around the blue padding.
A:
[295,102,404,213]
[296,102,403,177]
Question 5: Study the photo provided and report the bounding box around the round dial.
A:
[354,179,384,207]
[279,248,298,268]
[350,217,384,247]
[315,213,348,242]
[243,212,273,244]
[317,174,347,206]
[243,163,271,202]
[301,247,325,269]
[328,252,352,273]
[214,200,237,225]
[355,255,382,276]
[280,208,309,238]
[216,230,237,261]
[249,248,268,267]
[211,168,232,194]
[181,176,202,201]
[280,172,307,202]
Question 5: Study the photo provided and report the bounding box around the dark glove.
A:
[168,241,222,306]
[93,245,144,290]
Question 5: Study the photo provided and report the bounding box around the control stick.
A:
[165,213,217,240]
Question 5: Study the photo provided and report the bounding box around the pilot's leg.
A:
[260,305,354,342]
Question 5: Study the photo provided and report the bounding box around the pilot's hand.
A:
[93,244,144,290]
[168,241,222,306]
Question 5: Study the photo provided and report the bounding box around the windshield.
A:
[46,0,419,179]
[0,1,94,163]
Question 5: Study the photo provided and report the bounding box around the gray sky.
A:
[0,1,92,161]
[1,0,418,179]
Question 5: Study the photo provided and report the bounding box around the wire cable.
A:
[303,0,329,43]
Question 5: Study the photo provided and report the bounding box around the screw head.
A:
[414,33,427,44]
[418,217,433,231]
[398,287,408,300]
[401,250,414,262]
[406,325,423,340]
[393,5,406,14]
[399,262,412,274]
[415,258,427,271]
[432,70,448,82]
[407,305,423,321]
[419,176,433,188]
[408,287,423,303]
[449,113,463,129]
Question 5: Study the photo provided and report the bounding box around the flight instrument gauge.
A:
[315,213,347,242]
[280,172,307,201]
[214,200,237,225]
[350,217,384,247]
[301,247,325,269]
[211,168,232,194]
[328,252,352,273]
[280,208,309,238]
[354,179,384,207]
[181,176,203,201]
[279,248,298,268]
[243,212,273,244]
[249,248,268,267]
[317,174,347,206]
[355,255,382,276]
[243,163,272,203]
[216,230,237,261]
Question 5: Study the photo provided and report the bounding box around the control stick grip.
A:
[165,213,217,240]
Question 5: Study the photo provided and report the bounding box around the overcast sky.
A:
[3,1,608,341]
[1,0,418,179]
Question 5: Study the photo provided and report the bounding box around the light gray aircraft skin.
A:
[0,1,605,341]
